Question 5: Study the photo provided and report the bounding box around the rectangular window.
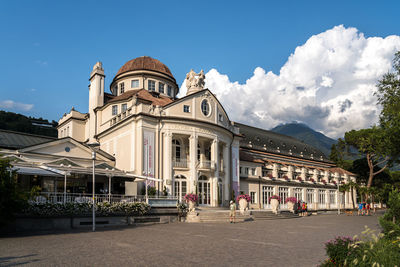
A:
[167,85,172,96]
[148,80,155,91]
[250,192,256,204]
[219,114,224,122]
[278,187,289,203]
[294,188,302,201]
[239,167,242,174]
[131,80,139,88]
[122,103,127,112]
[244,168,249,175]
[119,83,125,94]
[112,105,118,116]
[329,190,336,204]
[158,82,164,93]
[307,189,314,203]
[183,105,190,113]
[319,190,326,204]
[251,168,256,176]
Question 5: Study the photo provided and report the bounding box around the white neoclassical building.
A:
[2,56,356,210]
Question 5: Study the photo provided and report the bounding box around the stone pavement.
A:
[0,213,382,267]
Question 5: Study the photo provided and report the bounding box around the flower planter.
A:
[271,199,279,214]
[239,198,248,214]
[287,201,295,213]
[188,200,196,213]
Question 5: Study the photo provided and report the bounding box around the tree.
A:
[0,158,26,227]
[376,51,400,157]
[329,141,352,170]
[342,128,391,188]
[379,188,400,239]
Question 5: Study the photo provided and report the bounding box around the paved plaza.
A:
[0,213,381,267]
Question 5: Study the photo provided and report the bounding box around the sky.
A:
[0,0,400,138]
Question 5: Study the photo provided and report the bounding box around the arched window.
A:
[172,139,181,161]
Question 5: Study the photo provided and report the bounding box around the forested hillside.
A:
[0,110,58,137]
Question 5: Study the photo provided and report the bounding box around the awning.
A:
[13,166,63,177]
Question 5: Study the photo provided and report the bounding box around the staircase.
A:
[197,210,252,223]
[251,210,300,220]
[187,208,299,223]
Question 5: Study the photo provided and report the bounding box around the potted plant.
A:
[184,193,198,212]
[269,195,281,214]
[237,194,251,214]
[177,202,188,221]
[297,177,303,183]
[285,197,297,213]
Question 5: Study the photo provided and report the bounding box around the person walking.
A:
[362,202,366,215]
[229,200,236,223]
[366,202,370,215]
[358,202,363,216]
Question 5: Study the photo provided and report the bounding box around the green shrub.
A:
[23,202,150,217]
[322,236,357,266]
[379,188,400,239]
[320,227,400,267]
[0,158,27,226]
[177,202,188,217]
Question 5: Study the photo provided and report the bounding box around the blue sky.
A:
[0,0,399,136]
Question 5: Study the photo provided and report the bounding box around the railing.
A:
[30,192,176,204]
[172,158,189,168]
[199,160,212,169]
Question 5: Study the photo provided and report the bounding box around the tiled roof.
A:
[236,122,329,161]
[115,56,175,81]
[0,130,55,149]
[106,89,174,107]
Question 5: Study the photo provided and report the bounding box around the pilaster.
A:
[189,134,198,194]
[163,132,173,195]
[211,138,219,206]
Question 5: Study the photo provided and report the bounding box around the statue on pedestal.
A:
[186,69,206,95]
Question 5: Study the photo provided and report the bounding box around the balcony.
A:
[173,158,189,168]
[198,159,213,170]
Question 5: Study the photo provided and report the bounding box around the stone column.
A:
[326,189,331,210]
[189,134,198,194]
[211,138,219,206]
[163,132,173,195]
[288,165,294,180]
[272,163,279,178]
[301,167,306,180]
[223,143,230,206]
[314,189,319,210]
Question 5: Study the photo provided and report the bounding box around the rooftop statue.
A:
[186,69,205,92]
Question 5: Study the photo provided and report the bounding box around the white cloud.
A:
[179,25,400,138]
[0,100,34,111]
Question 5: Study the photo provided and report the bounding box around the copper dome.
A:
[115,56,175,81]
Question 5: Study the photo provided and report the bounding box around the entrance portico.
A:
[164,130,230,207]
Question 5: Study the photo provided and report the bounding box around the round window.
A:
[201,99,210,116]
[65,146,70,152]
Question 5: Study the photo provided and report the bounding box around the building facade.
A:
[4,56,356,210]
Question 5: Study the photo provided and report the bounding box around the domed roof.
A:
[115,56,175,81]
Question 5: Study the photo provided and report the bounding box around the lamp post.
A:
[88,142,100,232]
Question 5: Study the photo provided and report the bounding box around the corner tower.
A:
[88,62,105,142]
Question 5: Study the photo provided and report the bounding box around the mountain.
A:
[0,110,58,137]
[270,123,337,157]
